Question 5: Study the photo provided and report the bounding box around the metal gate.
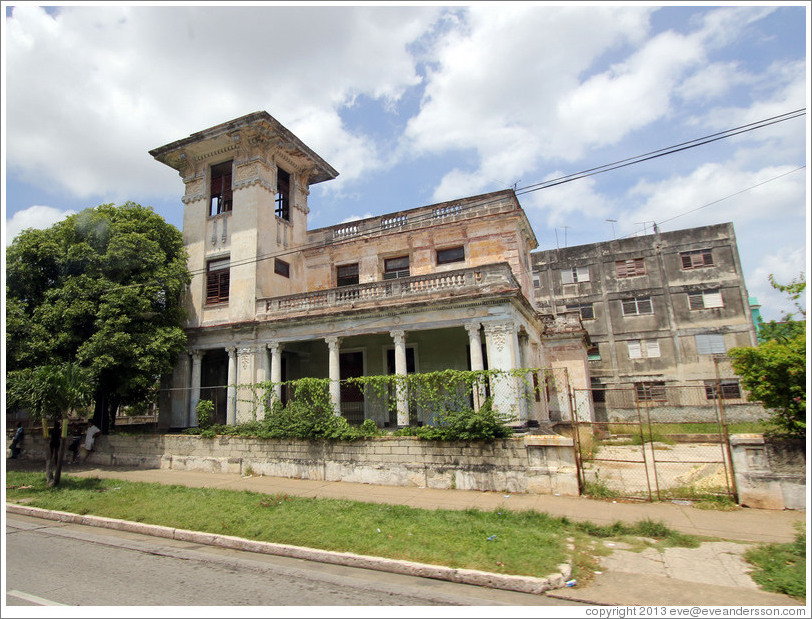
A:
[571,385,737,502]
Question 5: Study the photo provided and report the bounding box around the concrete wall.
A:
[729,434,806,510]
[11,433,579,497]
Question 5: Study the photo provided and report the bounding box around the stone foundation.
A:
[10,433,579,496]
[729,434,806,510]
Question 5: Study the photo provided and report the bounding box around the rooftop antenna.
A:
[635,221,649,236]
[605,219,617,239]
[562,225,570,248]
[555,228,560,251]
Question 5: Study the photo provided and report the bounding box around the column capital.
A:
[464,322,482,337]
[389,329,406,344]
[225,346,237,356]
[325,336,342,350]
[189,349,204,361]
[266,340,282,353]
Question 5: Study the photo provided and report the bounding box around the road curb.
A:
[6,503,571,595]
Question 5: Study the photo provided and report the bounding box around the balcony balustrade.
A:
[259,263,520,318]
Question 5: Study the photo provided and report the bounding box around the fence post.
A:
[714,357,739,502]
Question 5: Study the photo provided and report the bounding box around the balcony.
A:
[258,263,521,320]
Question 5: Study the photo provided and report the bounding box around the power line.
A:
[515,108,805,196]
[186,107,806,277]
[628,165,806,237]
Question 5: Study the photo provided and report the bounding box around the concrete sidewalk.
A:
[6,461,807,606]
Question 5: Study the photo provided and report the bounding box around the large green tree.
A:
[6,203,191,433]
[729,274,806,438]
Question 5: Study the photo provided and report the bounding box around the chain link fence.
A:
[571,385,739,502]
[154,367,577,429]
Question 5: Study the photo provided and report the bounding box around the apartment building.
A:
[531,224,761,421]
[150,112,590,429]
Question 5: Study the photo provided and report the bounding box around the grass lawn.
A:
[6,470,698,581]
[745,527,806,600]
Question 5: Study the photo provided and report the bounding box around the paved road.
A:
[5,513,576,608]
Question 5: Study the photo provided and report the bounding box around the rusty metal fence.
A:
[571,385,738,502]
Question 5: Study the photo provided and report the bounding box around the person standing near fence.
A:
[9,422,24,459]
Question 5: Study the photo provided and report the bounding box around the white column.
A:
[326,336,342,415]
[189,350,203,427]
[483,322,520,420]
[390,329,409,426]
[465,322,485,410]
[268,341,283,404]
[226,347,237,425]
[254,344,270,421]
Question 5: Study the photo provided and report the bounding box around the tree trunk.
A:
[53,419,68,486]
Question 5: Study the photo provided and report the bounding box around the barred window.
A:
[616,258,646,278]
[689,289,724,309]
[636,381,667,402]
[383,256,410,280]
[622,296,653,316]
[681,249,713,270]
[705,380,741,400]
[275,168,291,221]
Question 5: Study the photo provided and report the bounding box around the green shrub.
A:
[195,399,215,430]
[394,399,514,441]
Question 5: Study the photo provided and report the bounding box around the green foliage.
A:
[729,333,806,438]
[196,399,215,430]
[745,527,806,599]
[6,362,94,422]
[729,273,806,439]
[393,398,514,441]
[768,273,806,319]
[6,202,191,414]
[757,318,805,344]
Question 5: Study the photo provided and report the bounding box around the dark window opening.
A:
[209,161,233,217]
[635,381,667,402]
[590,377,606,403]
[206,257,230,304]
[705,380,741,400]
[337,263,359,287]
[566,303,595,320]
[622,296,653,316]
[437,246,465,265]
[384,256,410,279]
[274,258,290,278]
[275,168,291,221]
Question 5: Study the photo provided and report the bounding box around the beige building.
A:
[531,223,761,421]
[151,112,590,429]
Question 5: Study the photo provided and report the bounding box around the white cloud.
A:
[522,175,615,230]
[747,246,807,321]
[5,205,76,246]
[625,163,806,230]
[4,5,439,200]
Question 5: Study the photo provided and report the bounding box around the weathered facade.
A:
[151,112,590,429]
[531,224,760,421]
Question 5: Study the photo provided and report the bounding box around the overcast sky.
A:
[2,3,809,321]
